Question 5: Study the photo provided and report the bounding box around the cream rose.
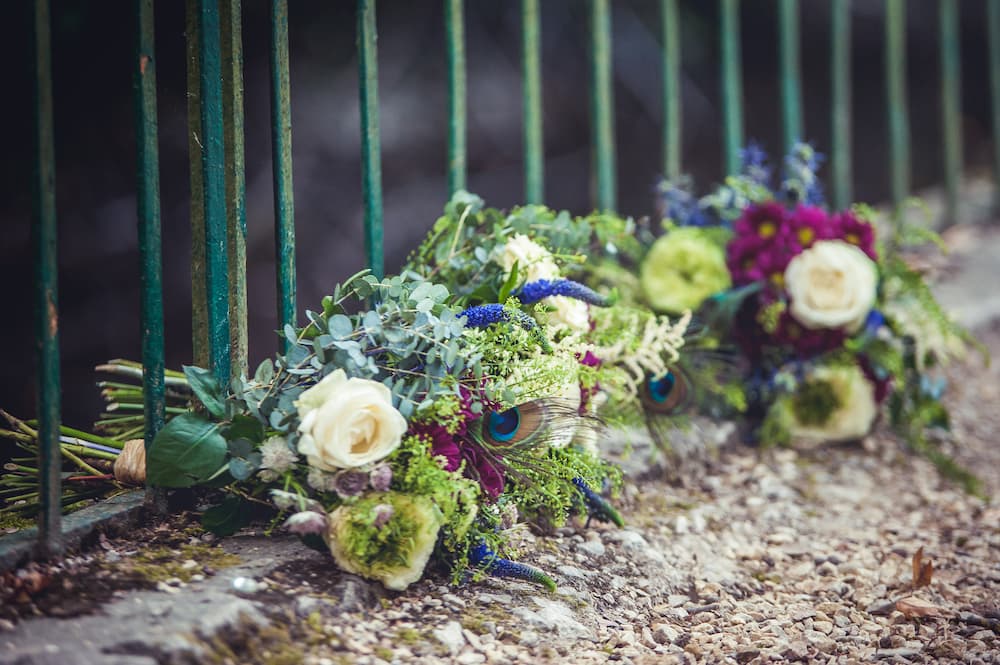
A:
[544,295,591,333]
[493,234,560,285]
[295,370,407,471]
[785,364,878,445]
[784,240,878,333]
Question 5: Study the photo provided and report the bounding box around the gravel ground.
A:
[1,227,998,665]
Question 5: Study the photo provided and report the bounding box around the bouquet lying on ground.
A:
[3,192,696,590]
[636,142,986,494]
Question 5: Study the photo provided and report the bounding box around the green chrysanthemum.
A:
[324,491,443,591]
[640,228,732,314]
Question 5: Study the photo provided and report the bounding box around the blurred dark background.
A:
[1,0,996,428]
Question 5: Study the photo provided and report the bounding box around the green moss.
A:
[0,513,35,531]
[121,542,241,583]
[374,646,394,661]
[395,627,426,645]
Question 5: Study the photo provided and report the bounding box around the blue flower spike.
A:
[469,542,557,591]
[517,279,611,307]
[572,477,625,528]
[459,304,553,353]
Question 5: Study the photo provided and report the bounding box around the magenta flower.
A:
[832,210,878,260]
[784,205,837,252]
[414,388,507,500]
[772,311,846,357]
[733,201,787,240]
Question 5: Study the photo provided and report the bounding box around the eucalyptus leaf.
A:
[228,456,259,481]
[329,314,353,339]
[253,359,274,384]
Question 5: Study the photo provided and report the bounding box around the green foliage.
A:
[387,434,480,557]
[503,445,622,530]
[789,379,841,427]
[202,495,256,537]
[182,365,226,418]
[232,271,482,434]
[147,413,228,488]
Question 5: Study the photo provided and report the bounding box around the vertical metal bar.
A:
[720,0,744,175]
[135,0,165,447]
[198,0,231,386]
[660,0,681,179]
[521,0,544,203]
[939,0,962,226]
[830,0,852,209]
[220,0,247,381]
[885,0,910,214]
[186,0,208,369]
[589,0,616,212]
[778,0,803,154]
[990,0,1000,208]
[31,0,62,556]
[270,0,296,351]
[445,0,467,195]
[358,0,384,278]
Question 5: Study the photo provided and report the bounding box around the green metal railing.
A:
[20,0,999,557]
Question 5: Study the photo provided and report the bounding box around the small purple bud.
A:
[284,511,328,536]
[372,503,394,529]
[369,464,393,492]
[332,469,370,498]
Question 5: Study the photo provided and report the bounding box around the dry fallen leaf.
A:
[896,596,946,619]
[911,546,934,589]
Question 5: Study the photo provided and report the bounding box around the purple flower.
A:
[369,464,393,492]
[460,304,552,353]
[284,511,328,536]
[372,503,395,529]
[517,279,610,306]
[740,141,772,186]
[832,210,878,261]
[332,469,370,498]
[468,542,556,591]
[460,303,509,328]
[772,311,846,357]
[784,205,837,251]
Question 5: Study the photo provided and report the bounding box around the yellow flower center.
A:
[769,272,785,288]
[845,232,860,245]
[758,221,777,238]
[797,228,815,246]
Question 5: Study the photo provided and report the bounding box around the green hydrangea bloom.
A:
[324,491,443,591]
[639,228,731,314]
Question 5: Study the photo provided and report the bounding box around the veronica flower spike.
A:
[572,477,625,528]
[459,303,553,353]
[468,542,557,591]
[516,279,611,307]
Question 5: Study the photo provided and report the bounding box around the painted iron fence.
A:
[21,0,1000,558]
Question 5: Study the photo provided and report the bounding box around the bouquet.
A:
[636,142,986,494]
[3,192,696,591]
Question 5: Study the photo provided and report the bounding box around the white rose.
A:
[785,364,878,445]
[544,295,591,333]
[493,234,560,285]
[295,369,407,471]
[784,240,878,333]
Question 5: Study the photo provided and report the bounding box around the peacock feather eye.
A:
[641,368,690,414]
[487,407,521,442]
[479,400,550,448]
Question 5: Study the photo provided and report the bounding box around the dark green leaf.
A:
[201,496,254,537]
[182,366,226,418]
[147,413,229,488]
[497,261,520,304]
